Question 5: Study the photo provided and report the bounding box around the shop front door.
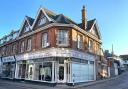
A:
[28,64,33,80]
[58,64,66,83]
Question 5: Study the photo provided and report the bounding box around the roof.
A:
[26,16,35,26]
[0,7,101,46]
[43,7,96,30]
[78,19,96,31]
[54,14,78,25]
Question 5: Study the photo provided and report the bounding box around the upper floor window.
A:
[77,34,83,49]
[2,47,6,55]
[42,33,48,48]
[88,40,93,51]
[13,32,18,39]
[24,24,30,32]
[12,44,16,54]
[57,30,69,46]
[27,38,32,51]
[20,41,25,53]
[38,16,47,26]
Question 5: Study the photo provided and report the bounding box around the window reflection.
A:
[35,62,52,81]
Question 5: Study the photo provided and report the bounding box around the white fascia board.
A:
[42,8,53,22]
[31,7,42,30]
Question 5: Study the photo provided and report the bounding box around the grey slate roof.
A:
[43,8,86,26]
[26,16,35,26]
[78,19,96,31]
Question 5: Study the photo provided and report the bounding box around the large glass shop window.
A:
[35,62,52,81]
[17,61,28,79]
[2,62,15,78]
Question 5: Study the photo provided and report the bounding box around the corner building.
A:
[0,6,102,84]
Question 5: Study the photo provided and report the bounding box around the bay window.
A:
[57,30,69,46]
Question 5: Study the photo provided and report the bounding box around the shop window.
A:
[18,62,27,79]
[57,30,69,46]
[43,62,52,81]
[2,63,15,78]
[35,62,52,81]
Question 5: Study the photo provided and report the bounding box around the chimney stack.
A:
[82,5,87,30]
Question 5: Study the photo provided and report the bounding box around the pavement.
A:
[0,72,128,89]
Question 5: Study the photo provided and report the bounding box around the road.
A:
[76,71,128,89]
[0,72,128,89]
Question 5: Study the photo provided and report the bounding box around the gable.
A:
[91,25,98,36]
[90,21,101,40]
[32,8,55,30]
[18,16,33,37]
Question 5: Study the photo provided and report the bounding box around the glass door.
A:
[28,64,33,80]
[58,64,66,83]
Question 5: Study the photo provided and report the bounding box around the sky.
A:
[0,0,128,55]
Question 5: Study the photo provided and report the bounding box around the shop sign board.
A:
[15,48,95,61]
[2,56,15,63]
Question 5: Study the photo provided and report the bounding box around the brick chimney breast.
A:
[82,5,87,30]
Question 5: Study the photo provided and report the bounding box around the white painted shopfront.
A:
[1,56,16,78]
[14,48,96,83]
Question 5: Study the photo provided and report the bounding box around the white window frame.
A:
[20,41,25,53]
[38,16,47,26]
[27,38,32,51]
[88,40,93,51]
[24,24,30,32]
[57,30,69,46]
[42,33,48,48]
[12,44,16,54]
[77,34,83,49]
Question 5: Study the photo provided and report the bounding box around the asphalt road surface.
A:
[0,72,128,89]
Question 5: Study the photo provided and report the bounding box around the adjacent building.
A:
[96,49,108,80]
[104,50,120,77]
[120,55,128,70]
[0,6,102,84]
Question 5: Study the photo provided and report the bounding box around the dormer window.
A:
[24,24,30,32]
[38,16,47,26]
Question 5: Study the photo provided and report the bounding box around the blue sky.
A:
[0,0,128,55]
